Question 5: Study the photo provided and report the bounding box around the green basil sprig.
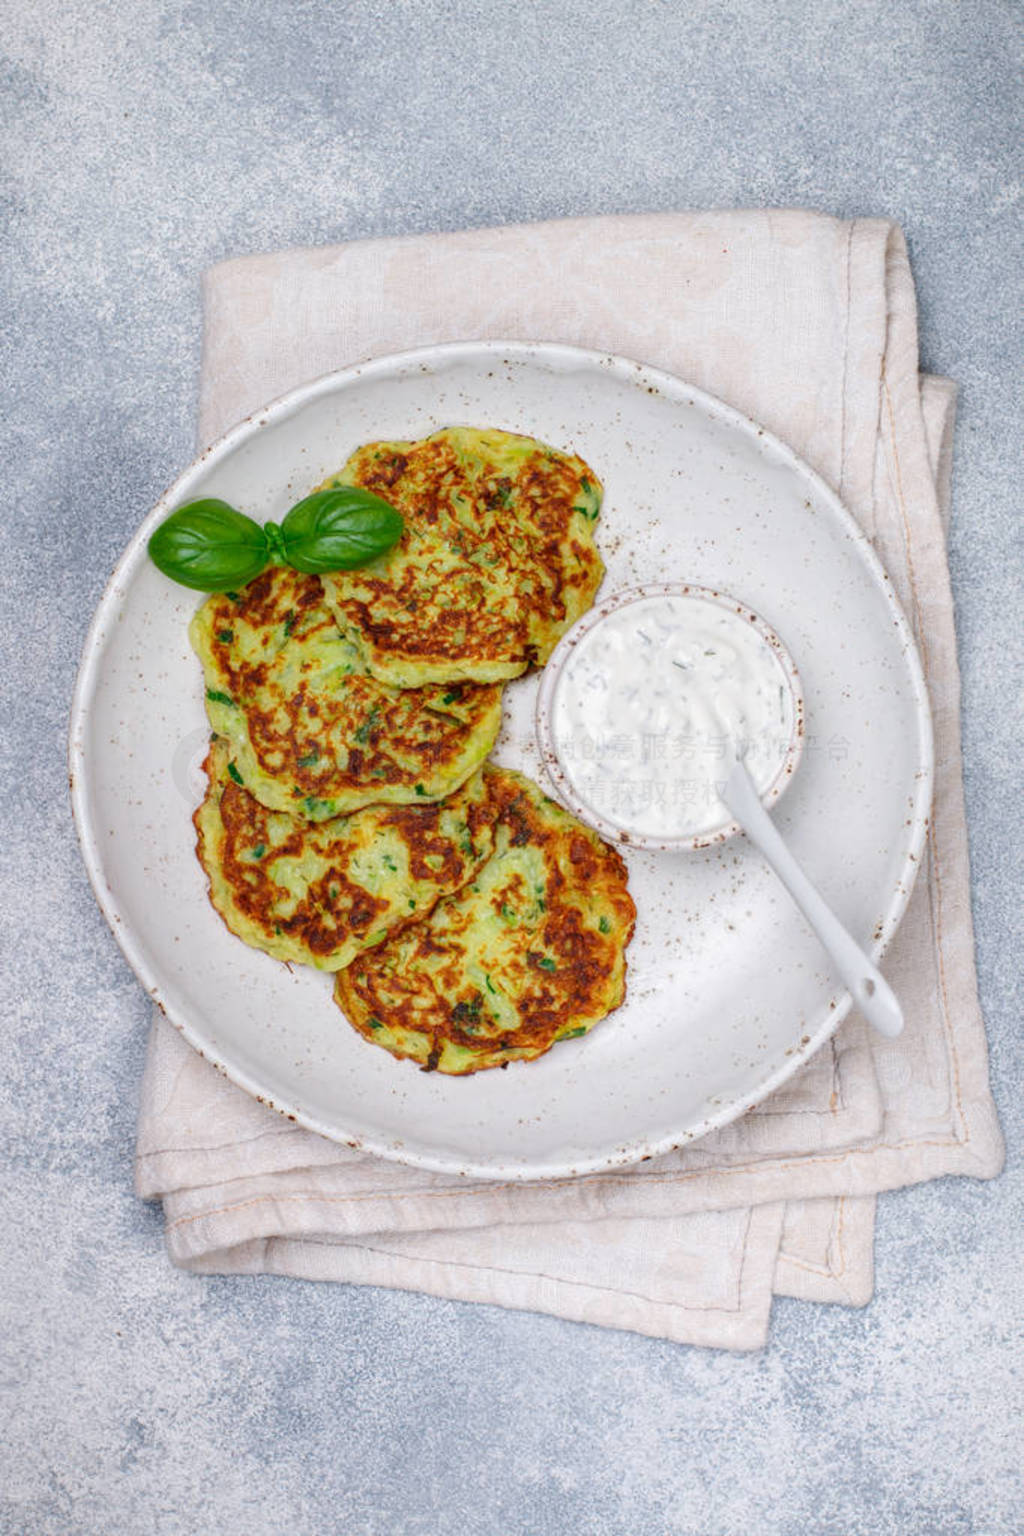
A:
[148,500,270,592]
[147,488,403,593]
[278,489,405,574]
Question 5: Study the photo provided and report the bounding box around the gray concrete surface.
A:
[2,1,1022,1532]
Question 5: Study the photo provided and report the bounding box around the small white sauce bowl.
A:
[535,582,806,852]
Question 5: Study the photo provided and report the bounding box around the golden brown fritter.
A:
[334,766,636,1072]
[319,426,604,687]
[191,565,503,819]
[194,737,498,971]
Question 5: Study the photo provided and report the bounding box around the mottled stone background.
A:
[2,2,1021,1532]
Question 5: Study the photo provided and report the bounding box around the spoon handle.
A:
[721,760,904,1039]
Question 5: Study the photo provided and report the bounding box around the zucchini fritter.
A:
[319,426,604,687]
[334,767,636,1072]
[191,565,503,820]
[194,738,497,971]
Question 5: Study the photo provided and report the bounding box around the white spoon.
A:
[719,750,904,1039]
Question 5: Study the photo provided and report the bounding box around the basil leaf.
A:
[148,500,270,592]
[280,488,403,574]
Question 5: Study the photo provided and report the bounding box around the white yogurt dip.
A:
[543,588,800,844]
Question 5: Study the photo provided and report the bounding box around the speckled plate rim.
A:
[69,339,934,1181]
[535,582,807,852]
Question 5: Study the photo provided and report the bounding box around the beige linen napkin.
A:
[136,211,1003,1350]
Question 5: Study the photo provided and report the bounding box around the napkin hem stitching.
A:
[776,1197,848,1281]
[282,1215,756,1317]
[837,219,855,500]
[161,1132,986,1238]
[882,363,968,1147]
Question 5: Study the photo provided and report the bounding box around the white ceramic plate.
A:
[70,341,932,1180]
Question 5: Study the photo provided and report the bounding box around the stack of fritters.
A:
[195,738,496,972]
[192,427,635,1073]
[337,768,635,1073]
[191,565,502,819]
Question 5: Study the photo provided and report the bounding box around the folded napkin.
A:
[136,210,1004,1349]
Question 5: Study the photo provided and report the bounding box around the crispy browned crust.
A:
[193,740,497,971]
[334,767,636,1072]
[195,566,502,815]
[322,428,604,680]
